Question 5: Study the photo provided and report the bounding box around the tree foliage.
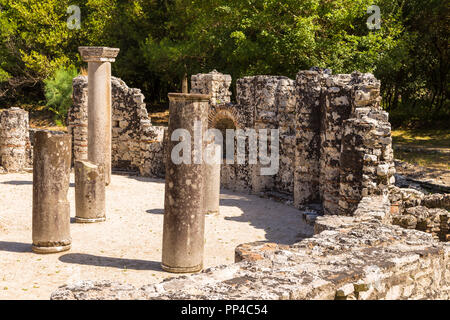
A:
[0,0,448,127]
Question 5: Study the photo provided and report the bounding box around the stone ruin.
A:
[0,60,448,299]
[69,69,396,217]
[69,76,165,177]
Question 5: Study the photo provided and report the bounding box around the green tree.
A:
[44,66,78,126]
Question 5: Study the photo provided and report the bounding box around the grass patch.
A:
[392,128,450,170]
[395,150,450,170]
[392,129,450,149]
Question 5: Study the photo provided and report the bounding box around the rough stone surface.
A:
[0,107,30,172]
[194,70,395,216]
[191,70,232,106]
[51,196,450,300]
[162,93,210,273]
[74,160,106,223]
[32,131,72,253]
[69,76,165,177]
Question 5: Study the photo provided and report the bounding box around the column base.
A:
[32,244,71,254]
[161,263,203,274]
[75,216,106,223]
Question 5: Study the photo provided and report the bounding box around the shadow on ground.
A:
[0,241,31,253]
[146,209,164,214]
[219,189,312,245]
[1,180,75,187]
[59,253,162,271]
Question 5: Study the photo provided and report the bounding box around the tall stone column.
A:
[32,132,72,254]
[204,134,221,215]
[78,47,120,185]
[162,93,210,273]
[0,107,29,172]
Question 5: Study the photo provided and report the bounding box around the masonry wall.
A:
[193,69,396,215]
[68,69,396,216]
[51,196,450,300]
[69,76,165,177]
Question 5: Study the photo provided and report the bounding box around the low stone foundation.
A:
[390,187,450,241]
[50,196,449,300]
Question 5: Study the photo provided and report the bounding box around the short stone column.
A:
[162,93,210,273]
[32,132,72,254]
[0,107,29,172]
[78,46,120,186]
[74,160,106,223]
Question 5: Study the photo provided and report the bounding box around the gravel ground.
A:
[0,172,311,300]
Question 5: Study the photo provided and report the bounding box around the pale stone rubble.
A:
[51,196,450,300]
[390,187,450,241]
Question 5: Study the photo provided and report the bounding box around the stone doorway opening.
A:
[209,107,238,160]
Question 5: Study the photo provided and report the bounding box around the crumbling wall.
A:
[191,70,232,106]
[294,71,324,206]
[50,197,450,300]
[196,69,395,215]
[69,69,397,216]
[0,107,31,172]
[390,188,450,241]
[69,76,165,176]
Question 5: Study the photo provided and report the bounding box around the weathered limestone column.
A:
[32,132,72,254]
[162,93,210,273]
[74,160,106,223]
[78,46,120,185]
[0,107,29,172]
[204,134,221,215]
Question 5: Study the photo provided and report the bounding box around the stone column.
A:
[32,132,72,254]
[74,160,106,223]
[204,134,221,215]
[162,93,210,273]
[0,107,29,172]
[78,46,120,185]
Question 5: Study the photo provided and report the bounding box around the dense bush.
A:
[44,67,78,126]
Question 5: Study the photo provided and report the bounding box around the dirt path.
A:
[0,173,311,300]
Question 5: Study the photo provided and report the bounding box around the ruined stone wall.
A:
[69,76,165,177]
[196,69,395,215]
[0,107,31,172]
[68,69,395,216]
[191,70,232,106]
[51,197,450,300]
[390,188,450,241]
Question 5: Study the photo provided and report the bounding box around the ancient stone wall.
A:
[68,69,397,216]
[390,188,450,241]
[69,76,165,177]
[196,69,395,215]
[50,197,450,300]
[191,70,232,106]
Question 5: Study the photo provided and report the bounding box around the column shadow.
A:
[0,180,75,187]
[59,253,162,271]
[0,241,31,253]
[219,190,314,245]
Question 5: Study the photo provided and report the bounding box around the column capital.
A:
[78,46,120,62]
